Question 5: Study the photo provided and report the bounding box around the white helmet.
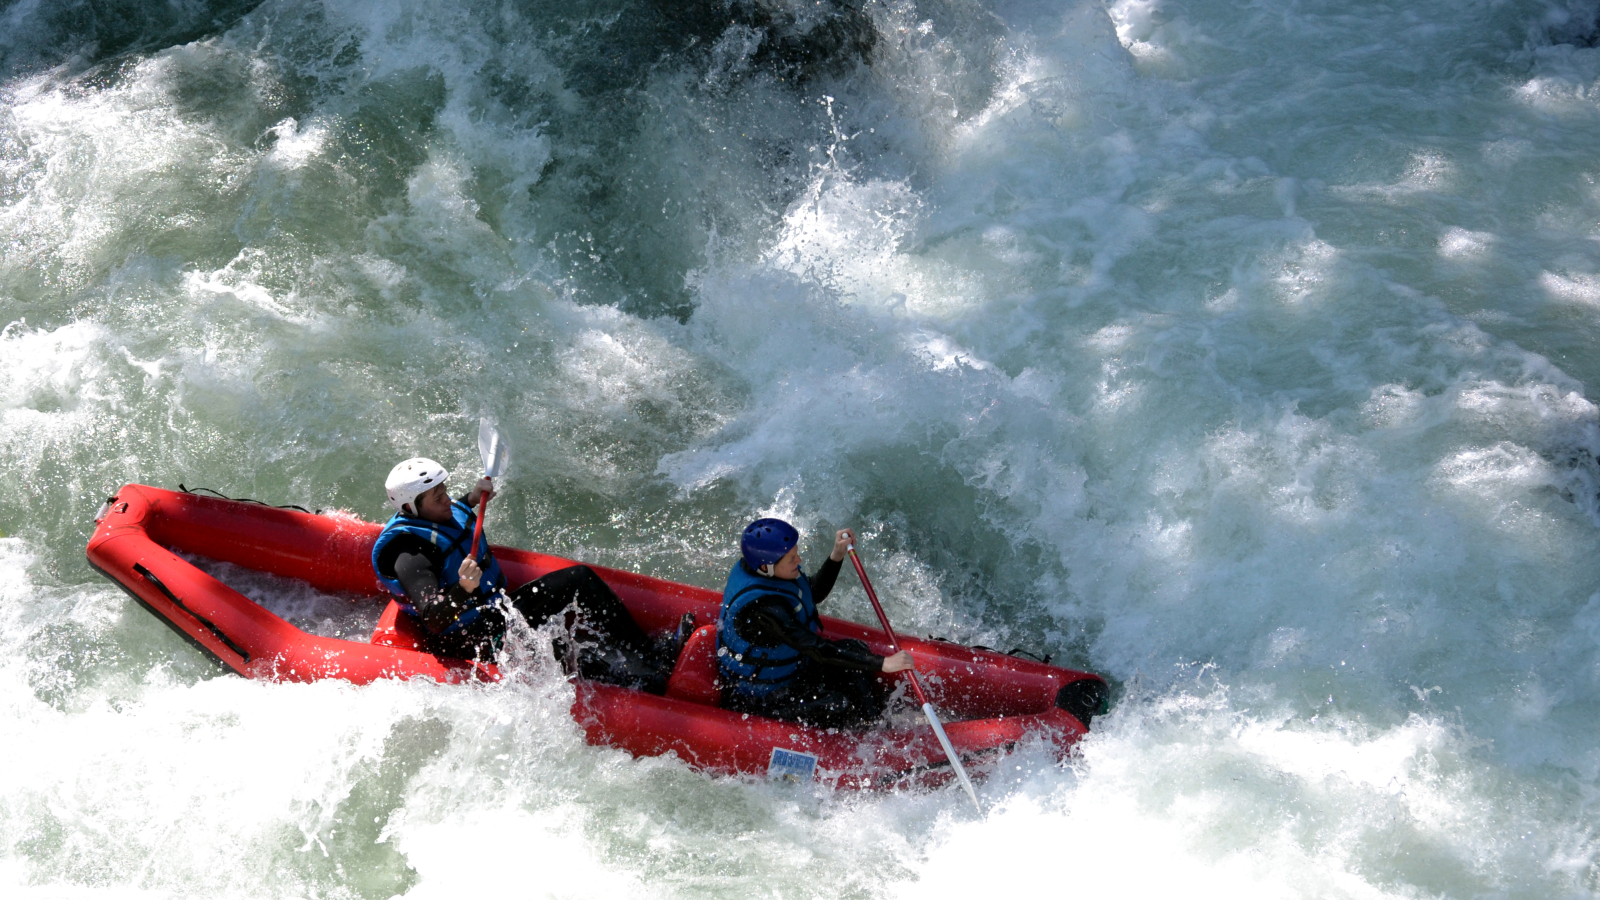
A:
[385,457,449,513]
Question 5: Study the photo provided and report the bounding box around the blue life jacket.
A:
[370,499,507,634]
[717,560,822,697]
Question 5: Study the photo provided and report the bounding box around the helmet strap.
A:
[756,562,775,577]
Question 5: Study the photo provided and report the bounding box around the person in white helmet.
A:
[370,457,675,691]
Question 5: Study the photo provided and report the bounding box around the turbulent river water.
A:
[4,0,1600,896]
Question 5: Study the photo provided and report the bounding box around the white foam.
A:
[0,53,253,286]
[1438,227,1496,260]
[898,696,1592,900]
[260,117,329,168]
[185,269,313,325]
[0,320,115,414]
[6,0,1600,896]
[1539,270,1600,305]
[398,806,655,900]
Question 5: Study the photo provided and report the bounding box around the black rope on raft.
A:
[925,635,1053,666]
[178,484,314,514]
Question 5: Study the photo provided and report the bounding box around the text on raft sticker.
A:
[767,747,818,783]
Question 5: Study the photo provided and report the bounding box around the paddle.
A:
[471,418,509,561]
[846,543,982,811]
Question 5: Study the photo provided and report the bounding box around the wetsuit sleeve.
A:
[809,557,844,604]
[736,596,884,672]
[392,550,482,636]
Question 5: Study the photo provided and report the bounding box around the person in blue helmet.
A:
[371,457,677,691]
[718,518,914,729]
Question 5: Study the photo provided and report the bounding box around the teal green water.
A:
[3,0,1600,896]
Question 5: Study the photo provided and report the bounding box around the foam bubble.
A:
[1540,270,1600,305]
[1438,227,1496,260]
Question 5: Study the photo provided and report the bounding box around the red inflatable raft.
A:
[86,484,1107,791]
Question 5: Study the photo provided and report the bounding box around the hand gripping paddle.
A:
[471,418,509,561]
[846,543,982,811]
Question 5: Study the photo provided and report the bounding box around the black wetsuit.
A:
[722,557,891,729]
[374,506,670,693]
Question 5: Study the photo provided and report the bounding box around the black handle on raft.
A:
[133,563,251,663]
[925,635,1053,665]
[178,484,312,513]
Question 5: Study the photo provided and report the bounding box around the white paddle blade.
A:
[478,418,509,477]
[922,702,982,812]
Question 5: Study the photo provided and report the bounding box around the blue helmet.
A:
[741,518,799,569]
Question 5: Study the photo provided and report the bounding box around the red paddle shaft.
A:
[846,547,931,706]
[471,492,488,560]
[847,543,982,810]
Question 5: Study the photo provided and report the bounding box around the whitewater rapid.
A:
[2,0,1600,896]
